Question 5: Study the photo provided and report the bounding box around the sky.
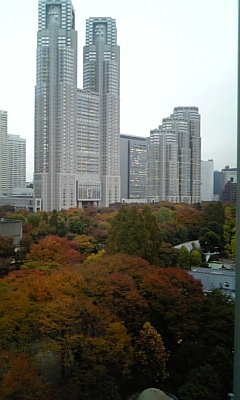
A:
[0,0,238,181]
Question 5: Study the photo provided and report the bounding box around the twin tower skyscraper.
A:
[34,0,120,211]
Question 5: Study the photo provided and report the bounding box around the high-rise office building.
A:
[7,135,26,192]
[0,111,8,196]
[34,0,78,211]
[120,134,147,200]
[147,107,201,204]
[76,89,101,208]
[201,159,214,201]
[173,107,201,203]
[0,111,26,197]
[83,18,120,207]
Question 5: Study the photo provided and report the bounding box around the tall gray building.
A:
[173,107,201,203]
[34,0,78,211]
[0,111,8,197]
[83,18,120,207]
[7,135,26,193]
[120,134,147,200]
[76,89,101,208]
[0,111,26,197]
[148,107,201,204]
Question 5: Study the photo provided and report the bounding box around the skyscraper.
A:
[173,107,201,203]
[7,135,26,192]
[34,0,78,211]
[120,134,147,200]
[83,18,120,207]
[147,107,201,204]
[0,111,26,197]
[201,159,214,201]
[76,89,101,208]
[0,111,8,197]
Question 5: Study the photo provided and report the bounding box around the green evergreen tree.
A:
[106,205,162,265]
[189,249,202,268]
[178,246,190,270]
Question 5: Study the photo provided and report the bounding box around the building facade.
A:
[76,89,101,208]
[7,135,26,193]
[120,134,147,200]
[147,107,201,204]
[0,111,8,197]
[201,159,214,201]
[83,18,120,207]
[0,111,26,197]
[34,0,78,211]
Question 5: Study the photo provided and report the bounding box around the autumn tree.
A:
[134,322,168,388]
[223,205,236,258]
[22,235,85,270]
[0,351,48,400]
[140,268,204,348]
[78,254,150,334]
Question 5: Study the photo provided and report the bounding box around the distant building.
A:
[0,111,26,197]
[120,134,147,200]
[189,267,235,298]
[0,219,22,245]
[34,0,78,211]
[76,89,101,208]
[0,188,35,212]
[213,166,237,201]
[0,111,8,197]
[83,17,120,207]
[213,170,222,199]
[222,179,237,204]
[201,159,214,201]
[7,134,26,193]
[147,107,201,204]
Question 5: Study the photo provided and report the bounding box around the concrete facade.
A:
[120,134,147,200]
[0,219,22,245]
[83,18,120,207]
[201,159,214,201]
[34,0,78,211]
[147,107,201,204]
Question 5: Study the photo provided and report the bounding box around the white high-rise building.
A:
[7,135,26,192]
[83,18,120,207]
[201,159,214,201]
[34,0,78,211]
[0,111,26,197]
[147,107,201,204]
[0,111,8,196]
[173,107,201,203]
[76,89,101,208]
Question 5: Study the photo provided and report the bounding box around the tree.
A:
[189,249,202,268]
[223,205,236,258]
[106,205,162,265]
[199,230,223,253]
[178,364,223,400]
[78,254,150,334]
[141,268,204,347]
[22,235,85,270]
[134,322,168,387]
[178,246,190,270]
[0,351,48,400]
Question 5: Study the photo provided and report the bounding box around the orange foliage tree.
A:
[22,235,85,270]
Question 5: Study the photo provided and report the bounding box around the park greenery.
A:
[0,201,236,399]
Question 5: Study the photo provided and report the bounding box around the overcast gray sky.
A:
[0,0,237,181]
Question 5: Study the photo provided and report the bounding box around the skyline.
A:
[0,0,237,181]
